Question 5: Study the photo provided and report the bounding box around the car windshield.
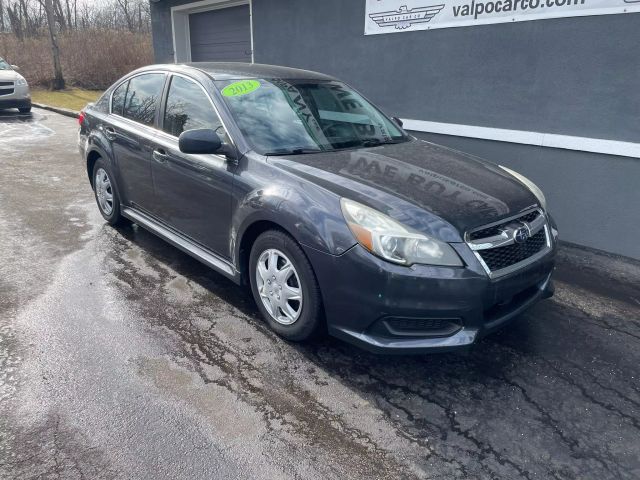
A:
[215,78,409,155]
[0,58,12,70]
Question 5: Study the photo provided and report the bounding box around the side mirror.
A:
[179,128,223,155]
[392,116,403,128]
[11,65,19,71]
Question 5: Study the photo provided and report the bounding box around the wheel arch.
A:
[237,219,298,286]
[231,181,357,285]
[85,141,114,187]
[86,149,103,188]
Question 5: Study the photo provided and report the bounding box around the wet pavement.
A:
[1,108,639,479]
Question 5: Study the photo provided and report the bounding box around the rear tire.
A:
[249,230,323,342]
[92,158,128,226]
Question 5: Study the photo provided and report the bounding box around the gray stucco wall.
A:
[150,0,188,64]
[252,0,640,144]
[150,0,640,259]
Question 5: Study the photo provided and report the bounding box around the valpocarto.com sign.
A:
[364,0,640,35]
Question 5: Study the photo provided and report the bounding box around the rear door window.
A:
[123,73,165,127]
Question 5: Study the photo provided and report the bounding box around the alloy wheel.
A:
[95,168,114,216]
[255,248,303,325]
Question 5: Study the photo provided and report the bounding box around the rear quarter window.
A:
[93,90,111,113]
[111,82,128,116]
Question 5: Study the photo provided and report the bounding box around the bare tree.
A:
[0,0,151,37]
[42,0,65,89]
[64,0,71,30]
[6,2,24,39]
[116,0,134,32]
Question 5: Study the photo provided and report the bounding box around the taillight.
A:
[78,111,85,126]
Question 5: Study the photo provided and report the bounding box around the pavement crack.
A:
[381,396,472,478]
[537,359,640,432]
[308,349,537,480]
[494,373,610,471]
[563,358,640,410]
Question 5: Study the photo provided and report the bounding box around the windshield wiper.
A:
[360,139,404,148]
[264,148,323,156]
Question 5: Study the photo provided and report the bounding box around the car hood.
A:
[0,69,20,81]
[267,139,539,243]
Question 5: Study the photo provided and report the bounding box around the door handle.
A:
[153,148,168,163]
[104,126,117,140]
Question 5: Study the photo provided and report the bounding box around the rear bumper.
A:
[304,236,556,354]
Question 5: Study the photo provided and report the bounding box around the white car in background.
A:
[0,57,31,113]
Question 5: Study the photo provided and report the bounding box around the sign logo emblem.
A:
[369,4,445,30]
[513,225,530,244]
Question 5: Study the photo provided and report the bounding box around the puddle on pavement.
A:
[0,111,54,147]
[0,110,46,122]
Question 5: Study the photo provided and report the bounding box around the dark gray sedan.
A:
[78,63,558,353]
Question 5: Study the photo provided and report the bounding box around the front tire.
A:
[92,158,127,226]
[249,230,323,341]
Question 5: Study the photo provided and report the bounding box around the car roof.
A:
[137,62,336,81]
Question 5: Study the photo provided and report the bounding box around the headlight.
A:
[15,77,27,86]
[340,198,463,267]
[499,165,546,210]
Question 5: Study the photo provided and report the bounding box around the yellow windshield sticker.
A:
[221,80,261,97]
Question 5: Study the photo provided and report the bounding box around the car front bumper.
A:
[304,231,557,354]
[0,83,31,110]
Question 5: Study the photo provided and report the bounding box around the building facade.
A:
[150,0,640,260]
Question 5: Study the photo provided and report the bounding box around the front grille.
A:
[478,229,546,271]
[0,81,14,96]
[469,210,540,240]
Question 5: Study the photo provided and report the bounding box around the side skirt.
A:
[121,207,241,284]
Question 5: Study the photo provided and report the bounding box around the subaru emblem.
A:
[513,225,530,244]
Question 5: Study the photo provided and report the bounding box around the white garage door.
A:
[189,5,252,62]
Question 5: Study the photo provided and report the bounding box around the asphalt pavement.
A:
[1,108,639,479]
